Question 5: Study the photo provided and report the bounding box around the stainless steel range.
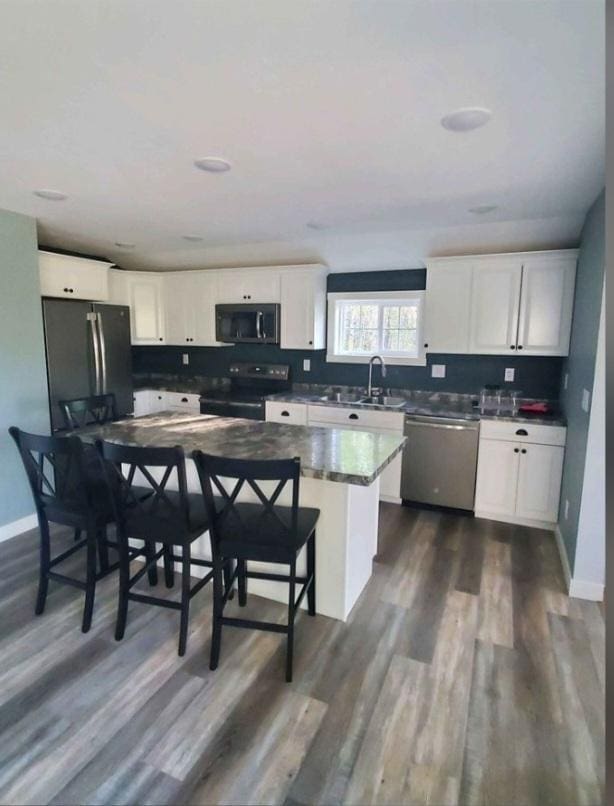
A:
[199,362,290,420]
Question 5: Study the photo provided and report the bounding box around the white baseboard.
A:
[554,525,604,601]
[0,513,37,543]
[475,510,556,531]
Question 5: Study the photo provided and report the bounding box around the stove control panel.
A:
[228,362,290,381]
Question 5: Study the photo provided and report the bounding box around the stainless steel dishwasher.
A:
[401,414,480,511]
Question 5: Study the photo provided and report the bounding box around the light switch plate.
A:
[504,367,515,382]
[431,364,446,378]
[303,359,311,372]
[582,388,590,412]
[182,353,189,365]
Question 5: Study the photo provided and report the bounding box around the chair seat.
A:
[123,491,210,545]
[216,502,320,563]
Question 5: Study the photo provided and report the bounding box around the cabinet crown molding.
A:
[426,248,578,268]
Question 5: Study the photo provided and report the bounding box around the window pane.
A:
[383,329,399,351]
[398,329,417,352]
[399,305,417,329]
[360,305,379,329]
[358,329,378,352]
[383,306,400,329]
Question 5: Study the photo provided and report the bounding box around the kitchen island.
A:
[78,412,405,621]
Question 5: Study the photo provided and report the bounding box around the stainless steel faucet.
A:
[367,355,386,397]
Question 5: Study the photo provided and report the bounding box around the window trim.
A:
[326,290,427,366]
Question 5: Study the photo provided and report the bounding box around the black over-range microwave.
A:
[215,303,280,344]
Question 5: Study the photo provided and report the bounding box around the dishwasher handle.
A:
[404,417,479,433]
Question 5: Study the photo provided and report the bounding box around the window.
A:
[327,291,426,365]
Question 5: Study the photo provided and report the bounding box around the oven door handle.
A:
[256,311,263,340]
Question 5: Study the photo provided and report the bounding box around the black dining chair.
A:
[96,440,233,656]
[192,451,319,682]
[59,393,118,431]
[8,426,121,632]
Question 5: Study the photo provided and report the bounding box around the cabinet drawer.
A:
[165,392,200,411]
[479,420,566,447]
[307,404,404,432]
[265,401,308,425]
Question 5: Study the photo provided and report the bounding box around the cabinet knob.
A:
[521,448,527,454]
[349,413,359,420]
[424,342,429,348]
[517,345,523,350]
[281,410,290,417]
[181,397,188,403]
[514,448,520,453]
[515,428,528,436]
[159,338,163,341]
[63,287,68,292]
[510,345,516,350]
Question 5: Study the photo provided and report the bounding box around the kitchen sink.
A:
[318,393,364,403]
[359,395,406,407]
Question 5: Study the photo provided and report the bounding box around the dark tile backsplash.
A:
[132,344,563,399]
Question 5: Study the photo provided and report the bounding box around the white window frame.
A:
[326,290,427,365]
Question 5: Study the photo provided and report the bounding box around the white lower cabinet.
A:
[132,390,151,417]
[475,421,566,526]
[265,401,308,425]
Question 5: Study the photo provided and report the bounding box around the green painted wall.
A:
[0,208,49,528]
[558,189,605,573]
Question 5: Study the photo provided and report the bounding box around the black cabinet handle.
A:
[514,448,520,453]
[281,410,290,416]
[349,413,359,420]
[158,395,162,400]
[515,428,528,436]
[517,345,523,350]
[510,345,516,350]
[159,337,163,341]
[309,340,313,345]
[424,342,429,348]
[181,397,188,402]
[63,287,68,292]
[521,448,527,454]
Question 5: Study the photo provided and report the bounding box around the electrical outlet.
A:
[564,499,570,520]
[582,388,590,412]
[431,364,446,378]
[504,367,515,382]
[182,353,189,365]
[563,372,568,390]
[303,359,311,372]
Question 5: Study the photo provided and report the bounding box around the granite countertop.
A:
[77,412,406,486]
[267,390,567,427]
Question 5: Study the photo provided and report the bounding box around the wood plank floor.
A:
[0,505,604,805]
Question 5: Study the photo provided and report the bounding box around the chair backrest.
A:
[192,451,301,550]
[97,440,190,540]
[59,393,118,431]
[9,426,92,518]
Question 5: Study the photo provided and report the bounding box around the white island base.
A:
[141,462,381,622]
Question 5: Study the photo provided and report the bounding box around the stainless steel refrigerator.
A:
[42,298,133,431]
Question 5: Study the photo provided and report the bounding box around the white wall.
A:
[571,284,605,599]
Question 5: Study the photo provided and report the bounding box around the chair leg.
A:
[115,538,130,641]
[178,545,191,657]
[223,560,234,601]
[238,559,247,607]
[97,526,110,575]
[82,529,98,633]
[307,531,316,617]
[35,518,51,616]
[74,528,81,543]
[286,559,296,683]
[144,541,158,586]
[210,555,224,670]
[163,545,175,588]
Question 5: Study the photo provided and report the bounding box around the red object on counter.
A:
[518,402,552,414]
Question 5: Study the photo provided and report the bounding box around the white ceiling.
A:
[0,0,604,272]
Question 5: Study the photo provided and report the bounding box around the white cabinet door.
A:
[474,439,520,517]
[133,390,152,416]
[164,273,191,345]
[424,260,472,353]
[469,260,522,354]
[191,271,219,346]
[217,270,281,303]
[515,443,564,523]
[128,275,165,344]
[149,391,168,412]
[516,256,577,356]
[39,251,110,301]
[280,270,327,350]
[265,401,308,425]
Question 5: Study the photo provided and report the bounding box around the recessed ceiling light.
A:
[114,242,136,249]
[34,189,67,201]
[306,221,328,230]
[193,157,232,173]
[469,204,498,214]
[182,234,204,242]
[441,107,492,132]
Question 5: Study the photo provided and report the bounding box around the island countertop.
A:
[77,412,406,486]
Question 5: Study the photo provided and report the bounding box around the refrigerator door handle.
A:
[87,312,101,394]
[97,312,108,394]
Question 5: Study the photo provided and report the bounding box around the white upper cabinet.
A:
[280,267,327,350]
[469,258,523,354]
[425,250,578,356]
[217,269,281,304]
[39,251,111,301]
[516,254,577,356]
[164,270,219,346]
[424,259,473,353]
[109,270,165,344]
